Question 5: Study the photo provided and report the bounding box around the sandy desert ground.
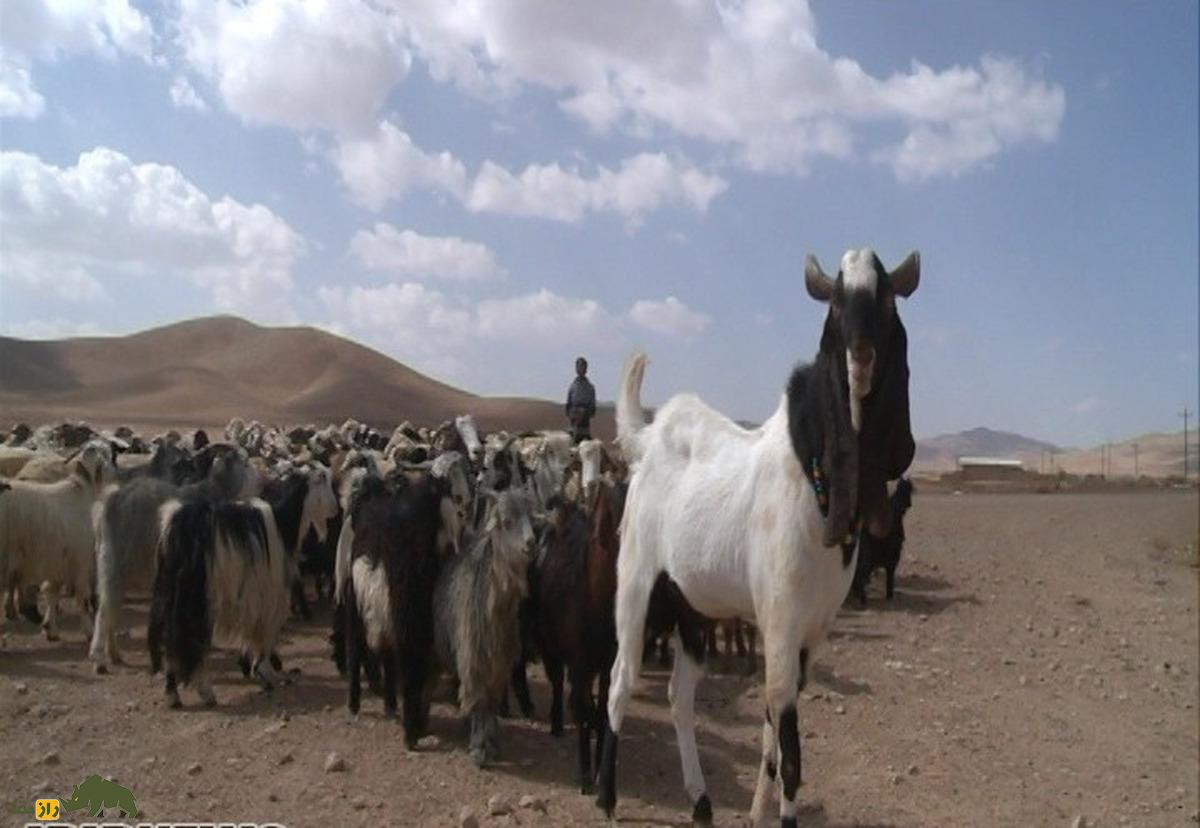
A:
[2,490,1197,828]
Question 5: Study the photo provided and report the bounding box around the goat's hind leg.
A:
[596,563,654,819]
[668,630,713,826]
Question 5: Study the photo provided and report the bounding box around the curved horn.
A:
[889,250,920,298]
[805,254,836,302]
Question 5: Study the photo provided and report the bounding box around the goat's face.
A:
[304,465,339,541]
[455,414,483,466]
[806,248,920,432]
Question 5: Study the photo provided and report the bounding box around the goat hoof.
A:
[550,724,564,738]
[595,791,615,818]
[691,794,713,827]
[166,695,182,710]
[470,748,487,768]
[579,779,595,796]
[42,629,60,642]
[93,662,108,676]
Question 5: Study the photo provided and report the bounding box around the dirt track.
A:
[2,491,1197,827]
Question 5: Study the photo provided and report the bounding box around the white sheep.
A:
[0,443,114,640]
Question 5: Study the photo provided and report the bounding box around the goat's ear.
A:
[805,254,835,302]
[889,251,920,298]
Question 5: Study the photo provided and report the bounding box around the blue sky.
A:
[0,0,1196,448]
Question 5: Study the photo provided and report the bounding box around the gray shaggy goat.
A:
[434,487,535,767]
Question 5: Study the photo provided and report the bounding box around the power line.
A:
[1181,408,1191,481]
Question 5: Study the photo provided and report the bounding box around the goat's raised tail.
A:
[616,352,649,463]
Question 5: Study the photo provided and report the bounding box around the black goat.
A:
[851,478,915,605]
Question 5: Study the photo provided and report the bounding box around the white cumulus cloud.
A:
[629,296,710,337]
[177,0,410,135]
[0,147,306,318]
[350,224,504,281]
[334,120,725,222]
[169,76,209,112]
[0,0,155,119]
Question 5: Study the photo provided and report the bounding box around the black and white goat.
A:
[0,443,113,640]
[596,248,920,827]
[433,487,535,767]
[851,478,914,605]
[147,465,336,706]
[90,446,258,671]
[342,472,447,747]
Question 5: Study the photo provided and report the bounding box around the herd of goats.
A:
[1,247,921,827]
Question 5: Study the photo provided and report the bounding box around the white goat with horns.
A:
[595,248,920,828]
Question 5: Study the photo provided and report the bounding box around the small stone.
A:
[1018,675,1029,687]
[907,764,920,776]
[417,735,440,749]
[890,773,904,785]
[834,705,846,715]
[459,806,480,828]
[14,682,28,695]
[264,721,285,735]
[186,762,202,776]
[29,703,49,718]
[1072,816,1087,828]
[268,793,280,803]
[40,751,60,766]
[322,704,332,713]
[324,752,347,773]
[519,794,547,813]
[487,794,512,816]
[352,796,368,811]
[918,613,929,622]
[141,757,156,769]
[278,752,294,766]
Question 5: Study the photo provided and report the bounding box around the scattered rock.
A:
[417,735,440,750]
[352,796,368,811]
[278,752,294,766]
[14,682,28,695]
[834,705,846,715]
[263,721,285,735]
[186,762,202,776]
[1072,816,1087,828]
[141,757,156,769]
[487,793,512,816]
[40,751,60,766]
[1018,675,1029,687]
[459,806,480,828]
[907,764,920,776]
[268,793,280,803]
[519,794,547,813]
[324,752,347,773]
[890,773,904,785]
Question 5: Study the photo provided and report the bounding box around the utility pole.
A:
[1133,442,1139,478]
[1181,408,1191,481]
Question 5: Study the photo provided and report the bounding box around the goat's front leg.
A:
[40,582,59,641]
[749,717,777,827]
[668,631,713,826]
[759,625,806,828]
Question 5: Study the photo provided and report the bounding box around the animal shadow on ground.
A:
[434,667,764,814]
[789,802,901,828]
[809,664,872,697]
[852,569,979,617]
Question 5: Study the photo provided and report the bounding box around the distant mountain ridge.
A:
[913,425,1195,479]
[914,426,1061,470]
[0,315,615,438]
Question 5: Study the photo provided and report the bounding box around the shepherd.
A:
[565,356,597,444]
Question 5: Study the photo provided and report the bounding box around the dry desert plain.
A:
[2,490,1197,828]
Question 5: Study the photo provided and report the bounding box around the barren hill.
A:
[913,426,1060,471]
[0,316,615,438]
